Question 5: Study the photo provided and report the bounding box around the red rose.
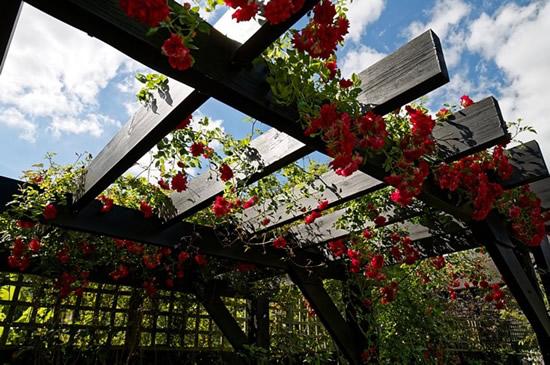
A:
[98,195,114,213]
[16,220,35,229]
[317,200,329,211]
[175,115,192,130]
[460,95,474,108]
[273,236,287,249]
[304,210,321,224]
[194,254,207,266]
[339,79,353,88]
[161,34,193,71]
[28,238,41,252]
[171,172,188,192]
[119,0,170,27]
[211,195,232,217]
[140,201,154,218]
[219,163,234,182]
[43,203,57,220]
[158,178,170,190]
[190,142,205,157]
[242,196,257,209]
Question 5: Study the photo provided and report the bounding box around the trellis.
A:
[0,0,550,364]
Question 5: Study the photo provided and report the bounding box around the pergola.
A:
[1,1,550,364]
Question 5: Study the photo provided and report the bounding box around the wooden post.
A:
[472,212,550,362]
[287,267,365,365]
[531,236,550,304]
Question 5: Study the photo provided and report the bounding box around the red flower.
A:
[317,200,329,211]
[219,163,234,182]
[171,172,188,192]
[110,264,129,280]
[119,0,170,27]
[436,107,450,119]
[16,220,35,229]
[242,196,257,209]
[28,238,41,252]
[161,34,193,71]
[273,236,287,249]
[370,254,384,270]
[431,255,446,270]
[143,254,160,269]
[98,195,114,213]
[178,251,190,262]
[325,60,337,79]
[194,254,208,266]
[56,248,70,265]
[460,95,474,108]
[373,215,386,227]
[264,0,293,25]
[231,2,259,22]
[304,210,321,224]
[190,142,205,157]
[158,178,170,190]
[327,239,346,257]
[175,115,192,130]
[43,203,57,220]
[140,201,154,218]
[362,229,373,239]
[211,195,232,217]
[339,78,353,88]
[261,217,271,226]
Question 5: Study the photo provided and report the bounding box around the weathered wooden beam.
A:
[287,267,364,365]
[0,176,290,268]
[60,0,320,210]
[74,86,208,210]
[0,0,22,74]
[193,280,250,351]
[164,29,454,226]
[531,236,550,305]
[246,296,270,350]
[471,212,550,362]
[244,97,508,232]
[287,140,548,247]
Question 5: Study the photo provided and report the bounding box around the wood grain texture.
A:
[356,30,448,114]
[288,141,548,247]
[76,86,207,209]
[243,97,508,232]
[0,0,22,74]
[531,177,550,211]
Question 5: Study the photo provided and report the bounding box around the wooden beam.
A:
[193,280,250,351]
[531,236,550,305]
[287,141,548,247]
[74,86,208,210]
[243,97,508,232]
[287,267,364,365]
[471,212,550,363]
[164,29,455,226]
[246,296,270,350]
[0,0,22,74]
[60,0,320,210]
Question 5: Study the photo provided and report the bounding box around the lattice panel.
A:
[0,273,247,350]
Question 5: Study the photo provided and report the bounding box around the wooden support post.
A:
[532,236,550,304]
[0,0,22,74]
[472,212,550,363]
[246,296,270,349]
[287,267,365,365]
[193,281,249,352]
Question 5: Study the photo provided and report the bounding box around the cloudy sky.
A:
[0,0,549,179]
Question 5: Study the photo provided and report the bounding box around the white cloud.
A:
[0,4,140,140]
[346,0,385,43]
[466,1,550,163]
[0,107,37,142]
[341,45,385,78]
[405,0,470,68]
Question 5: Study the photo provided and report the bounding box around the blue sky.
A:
[0,0,549,179]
